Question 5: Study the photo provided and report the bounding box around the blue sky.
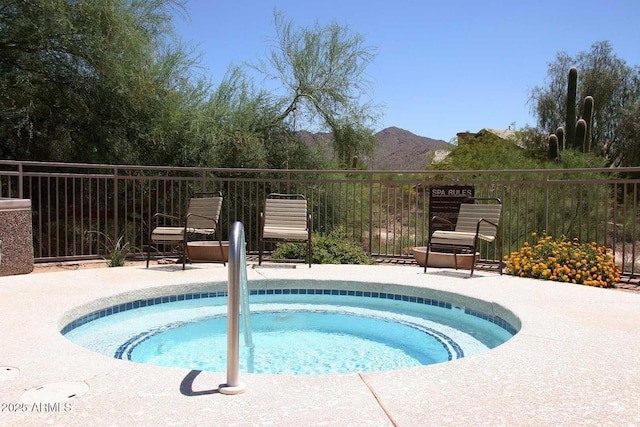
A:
[172,0,640,142]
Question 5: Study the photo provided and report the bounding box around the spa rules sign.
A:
[428,185,475,233]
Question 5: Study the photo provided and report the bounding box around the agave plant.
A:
[85,232,137,267]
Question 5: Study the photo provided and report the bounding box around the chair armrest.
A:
[477,218,499,228]
[475,218,500,241]
[152,212,182,224]
[185,212,219,223]
[185,213,220,235]
[194,191,222,198]
[430,215,455,230]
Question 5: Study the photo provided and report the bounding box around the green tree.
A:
[254,11,381,168]
[0,3,377,171]
[431,130,605,171]
[529,41,640,164]
[185,66,322,170]
[618,101,640,169]
[0,0,208,165]
[432,131,540,171]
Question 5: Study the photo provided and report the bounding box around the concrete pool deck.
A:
[1,263,639,426]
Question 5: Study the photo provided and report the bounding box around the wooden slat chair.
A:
[146,192,224,270]
[424,197,502,277]
[259,193,312,267]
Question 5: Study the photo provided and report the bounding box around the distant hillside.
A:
[296,127,452,170]
[368,127,451,170]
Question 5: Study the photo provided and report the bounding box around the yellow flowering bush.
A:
[504,232,620,288]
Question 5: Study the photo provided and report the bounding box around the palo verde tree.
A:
[183,65,322,170]
[254,11,381,168]
[529,41,640,165]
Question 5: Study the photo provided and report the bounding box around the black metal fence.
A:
[1,160,638,279]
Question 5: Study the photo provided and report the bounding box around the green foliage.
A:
[529,41,640,164]
[254,11,381,168]
[432,131,540,171]
[513,126,551,161]
[557,148,607,169]
[332,122,379,169]
[105,236,131,267]
[0,0,211,165]
[618,101,640,172]
[271,227,375,265]
[85,232,135,267]
[0,3,376,171]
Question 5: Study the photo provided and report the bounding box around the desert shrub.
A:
[105,235,131,267]
[504,232,620,287]
[272,227,375,265]
[85,232,134,267]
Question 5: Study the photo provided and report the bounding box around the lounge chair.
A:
[146,192,224,270]
[424,197,502,277]
[259,193,312,267]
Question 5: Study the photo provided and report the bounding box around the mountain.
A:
[367,127,451,170]
[296,127,452,170]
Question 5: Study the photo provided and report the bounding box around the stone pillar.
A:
[0,199,34,276]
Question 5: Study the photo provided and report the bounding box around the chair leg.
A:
[182,234,187,270]
[258,238,263,266]
[453,247,459,270]
[146,234,152,268]
[217,234,226,267]
[423,244,430,273]
[469,242,478,277]
[498,238,503,275]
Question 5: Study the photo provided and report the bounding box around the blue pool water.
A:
[63,287,517,375]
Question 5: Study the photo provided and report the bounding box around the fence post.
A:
[368,173,374,254]
[113,167,119,245]
[544,170,550,231]
[286,171,291,194]
[18,163,23,199]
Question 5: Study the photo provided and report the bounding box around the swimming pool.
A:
[61,281,519,375]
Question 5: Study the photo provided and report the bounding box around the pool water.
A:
[63,290,516,375]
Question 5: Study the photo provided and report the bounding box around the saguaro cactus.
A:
[582,96,594,152]
[576,119,588,153]
[552,68,596,156]
[566,67,578,149]
[548,134,559,161]
[555,127,565,151]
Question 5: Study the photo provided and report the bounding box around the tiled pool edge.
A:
[60,286,519,336]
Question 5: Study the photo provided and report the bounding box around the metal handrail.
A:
[239,233,255,373]
[219,221,251,395]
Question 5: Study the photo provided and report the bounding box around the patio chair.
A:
[146,192,225,270]
[259,193,312,267]
[423,197,502,277]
